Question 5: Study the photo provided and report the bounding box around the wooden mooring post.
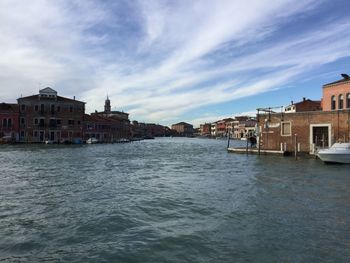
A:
[227,133,230,149]
[294,134,298,160]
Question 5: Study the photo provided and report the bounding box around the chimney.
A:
[303,97,306,101]
[73,96,75,100]
[341,73,350,79]
[291,100,293,105]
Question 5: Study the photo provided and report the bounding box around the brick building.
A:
[0,103,19,142]
[257,74,350,154]
[322,74,350,111]
[257,110,350,154]
[131,121,169,138]
[171,122,194,136]
[284,98,321,113]
[17,87,85,143]
[86,97,131,141]
[199,123,211,136]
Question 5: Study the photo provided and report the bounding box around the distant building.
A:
[199,123,211,136]
[171,122,193,136]
[322,74,350,111]
[284,98,321,113]
[17,87,85,143]
[0,103,19,142]
[232,116,256,139]
[87,96,131,141]
[131,121,172,138]
[211,122,217,137]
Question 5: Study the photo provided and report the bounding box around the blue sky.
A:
[1,0,350,126]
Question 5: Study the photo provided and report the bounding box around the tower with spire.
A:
[104,95,111,113]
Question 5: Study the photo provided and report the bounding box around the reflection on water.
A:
[0,138,349,262]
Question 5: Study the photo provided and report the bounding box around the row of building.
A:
[0,87,172,143]
[198,116,257,139]
[168,116,258,139]
[256,73,350,154]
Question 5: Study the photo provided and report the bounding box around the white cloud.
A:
[0,0,349,126]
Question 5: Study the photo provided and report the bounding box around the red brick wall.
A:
[322,81,350,111]
[257,110,350,153]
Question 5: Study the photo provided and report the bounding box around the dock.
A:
[227,147,286,155]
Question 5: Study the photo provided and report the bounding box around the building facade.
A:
[284,98,321,113]
[199,123,211,136]
[87,97,131,141]
[171,122,194,136]
[17,88,85,143]
[257,110,350,154]
[0,103,19,142]
[322,74,350,111]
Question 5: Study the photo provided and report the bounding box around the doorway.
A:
[309,124,331,152]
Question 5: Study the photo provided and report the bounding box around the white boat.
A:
[86,138,98,144]
[317,143,350,164]
[45,140,54,144]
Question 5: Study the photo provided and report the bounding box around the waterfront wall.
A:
[257,110,350,153]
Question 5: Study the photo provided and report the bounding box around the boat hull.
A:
[317,153,350,164]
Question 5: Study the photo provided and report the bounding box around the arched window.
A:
[347,93,350,108]
[2,119,7,128]
[7,118,12,128]
[331,95,336,110]
[339,94,344,109]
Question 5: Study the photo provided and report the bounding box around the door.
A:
[312,126,329,148]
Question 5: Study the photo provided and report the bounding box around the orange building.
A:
[322,74,350,111]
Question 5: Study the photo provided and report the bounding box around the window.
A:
[49,119,56,127]
[21,104,26,111]
[57,106,61,112]
[77,121,81,125]
[331,95,336,110]
[34,118,38,125]
[20,117,25,125]
[56,119,62,125]
[40,104,45,113]
[33,131,38,137]
[20,131,25,137]
[39,118,45,127]
[339,94,344,109]
[68,119,74,125]
[347,93,350,108]
[281,122,291,136]
[51,104,55,114]
[69,106,73,113]
[2,119,7,128]
[35,105,39,111]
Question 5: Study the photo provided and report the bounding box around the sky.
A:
[1,0,350,127]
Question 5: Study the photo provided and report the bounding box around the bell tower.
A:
[104,95,111,113]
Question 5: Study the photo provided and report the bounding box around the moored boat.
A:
[86,138,98,144]
[317,143,350,164]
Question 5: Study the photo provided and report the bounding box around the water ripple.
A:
[1,138,350,262]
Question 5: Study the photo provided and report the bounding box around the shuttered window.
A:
[281,122,291,136]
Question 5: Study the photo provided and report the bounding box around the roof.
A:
[17,94,85,104]
[323,74,350,87]
[172,122,193,126]
[39,87,57,94]
[294,99,321,106]
[0,103,19,112]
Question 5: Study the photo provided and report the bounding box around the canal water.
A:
[0,138,349,262]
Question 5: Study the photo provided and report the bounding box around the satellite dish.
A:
[341,73,349,79]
